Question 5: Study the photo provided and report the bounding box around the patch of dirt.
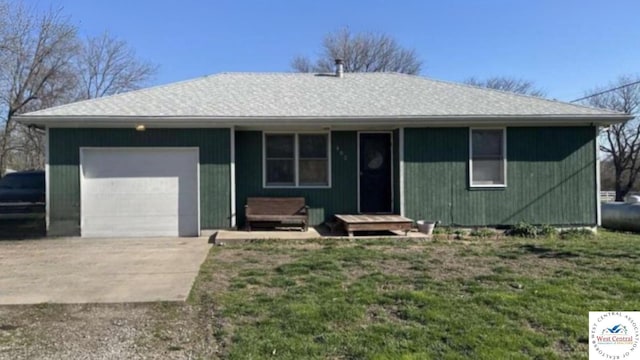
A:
[368,244,427,254]
[424,241,578,281]
[341,264,372,282]
[365,305,405,324]
[204,249,295,295]
[213,249,295,267]
[231,239,329,250]
[353,259,420,280]
[0,303,219,360]
[554,338,584,355]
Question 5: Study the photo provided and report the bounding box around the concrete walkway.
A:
[0,237,211,305]
[213,226,427,244]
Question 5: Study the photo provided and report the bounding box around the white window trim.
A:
[595,125,601,226]
[469,127,507,188]
[230,126,236,228]
[262,131,332,189]
[399,127,405,217]
[45,127,50,233]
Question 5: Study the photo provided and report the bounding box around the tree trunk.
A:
[615,176,627,201]
[0,120,11,175]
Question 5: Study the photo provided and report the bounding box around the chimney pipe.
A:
[335,58,344,78]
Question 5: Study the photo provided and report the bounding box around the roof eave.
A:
[15,113,633,128]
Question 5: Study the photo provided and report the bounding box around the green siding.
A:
[49,128,230,236]
[49,126,595,235]
[404,127,597,226]
[235,131,359,226]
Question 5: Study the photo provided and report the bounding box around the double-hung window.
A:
[470,128,506,187]
[264,133,330,187]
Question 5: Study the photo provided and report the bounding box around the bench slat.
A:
[247,215,307,221]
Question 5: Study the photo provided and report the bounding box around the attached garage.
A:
[80,148,199,237]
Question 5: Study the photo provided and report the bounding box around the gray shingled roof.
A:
[17,72,627,123]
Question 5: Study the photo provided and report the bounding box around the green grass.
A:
[189,230,640,359]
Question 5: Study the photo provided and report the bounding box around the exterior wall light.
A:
[135,124,146,131]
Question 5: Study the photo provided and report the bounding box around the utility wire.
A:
[571,80,640,103]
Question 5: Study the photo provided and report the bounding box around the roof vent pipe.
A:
[335,58,344,78]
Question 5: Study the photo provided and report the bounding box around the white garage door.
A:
[80,148,199,237]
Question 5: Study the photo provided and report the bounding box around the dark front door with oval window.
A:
[359,133,392,213]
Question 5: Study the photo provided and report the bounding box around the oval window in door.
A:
[367,150,384,169]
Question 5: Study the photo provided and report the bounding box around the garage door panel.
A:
[82,150,196,178]
[83,178,182,194]
[81,148,199,237]
[82,216,180,237]
[83,195,199,217]
[83,194,180,216]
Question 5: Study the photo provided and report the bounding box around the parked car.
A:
[0,170,45,220]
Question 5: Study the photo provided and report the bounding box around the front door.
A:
[359,133,392,213]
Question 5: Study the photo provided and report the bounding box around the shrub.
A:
[470,227,495,238]
[454,229,467,240]
[509,221,538,238]
[433,226,455,239]
[539,224,559,238]
[560,228,596,240]
[432,226,448,235]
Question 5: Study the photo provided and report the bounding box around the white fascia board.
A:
[14,114,633,128]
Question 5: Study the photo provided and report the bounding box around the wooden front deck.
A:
[334,214,414,237]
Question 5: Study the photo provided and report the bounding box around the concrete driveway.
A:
[0,237,211,305]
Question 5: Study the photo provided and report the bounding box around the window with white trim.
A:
[264,133,330,187]
[470,128,506,187]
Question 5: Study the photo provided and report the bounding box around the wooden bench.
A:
[245,197,309,231]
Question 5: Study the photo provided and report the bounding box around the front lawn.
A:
[1,230,638,359]
[192,230,640,359]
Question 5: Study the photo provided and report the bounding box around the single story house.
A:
[17,66,631,237]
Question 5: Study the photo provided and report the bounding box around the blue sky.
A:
[37,0,640,101]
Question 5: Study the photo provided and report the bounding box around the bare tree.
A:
[600,160,616,191]
[0,1,79,174]
[0,3,157,174]
[464,76,546,97]
[290,56,313,73]
[76,32,157,100]
[292,28,422,75]
[582,75,640,201]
